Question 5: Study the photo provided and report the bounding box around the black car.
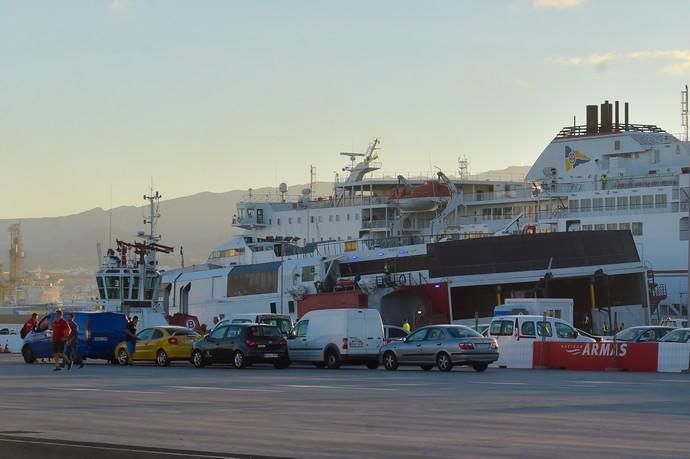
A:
[191,323,289,369]
[613,326,675,342]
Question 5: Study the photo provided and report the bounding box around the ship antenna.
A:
[681,84,689,142]
[108,180,113,249]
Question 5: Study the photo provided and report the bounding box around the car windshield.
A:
[249,326,282,337]
[448,326,482,338]
[661,329,690,343]
[615,328,642,341]
[259,318,292,334]
[169,328,200,337]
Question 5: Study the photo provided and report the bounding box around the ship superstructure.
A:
[225,97,690,320]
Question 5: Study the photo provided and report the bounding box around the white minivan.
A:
[213,313,293,335]
[288,309,384,369]
[488,315,596,342]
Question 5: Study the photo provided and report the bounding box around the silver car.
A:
[379,324,499,372]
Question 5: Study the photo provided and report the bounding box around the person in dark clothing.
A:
[124,316,139,365]
[64,314,83,369]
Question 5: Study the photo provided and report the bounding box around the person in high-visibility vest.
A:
[402,319,411,332]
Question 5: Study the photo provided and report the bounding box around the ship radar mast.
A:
[142,190,163,267]
[339,138,382,189]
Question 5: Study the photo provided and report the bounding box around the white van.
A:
[488,315,596,342]
[288,309,384,369]
[213,313,293,335]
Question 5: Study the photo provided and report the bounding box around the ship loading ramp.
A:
[340,231,649,335]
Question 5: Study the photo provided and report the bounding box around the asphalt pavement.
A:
[1,354,689,458]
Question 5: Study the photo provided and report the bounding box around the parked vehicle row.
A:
[30,310,689,373]
[21,309,501,373]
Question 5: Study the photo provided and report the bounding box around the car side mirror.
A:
[402,336,408,343]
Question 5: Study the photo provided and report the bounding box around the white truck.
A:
[493,298,574,325]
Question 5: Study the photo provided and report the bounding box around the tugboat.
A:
[95,191,174,327]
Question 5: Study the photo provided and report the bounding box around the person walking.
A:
[124,316,139,365]
[64,314,83,369]
[50,310,70,372]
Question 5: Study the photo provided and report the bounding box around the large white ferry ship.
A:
[151,92,690,334]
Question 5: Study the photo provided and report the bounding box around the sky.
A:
[2,0,690,218]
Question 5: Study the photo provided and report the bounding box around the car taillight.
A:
[245,338,256,348]
[341,338,348,350]
[168,337,178,345]
[459,343,475,350]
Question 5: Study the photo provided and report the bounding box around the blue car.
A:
[22,312,128,364]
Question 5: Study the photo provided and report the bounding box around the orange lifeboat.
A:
[389,180,451,212]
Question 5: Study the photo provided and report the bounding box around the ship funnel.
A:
[600,100,613,133]
[615,101,619,131]
[586,105,598,134]
[624,102,629,130]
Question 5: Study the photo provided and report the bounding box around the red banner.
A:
[533,341,658,372]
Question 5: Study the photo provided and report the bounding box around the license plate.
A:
[264,353,278,358]
[475,343,490,349]
[258,344,266,348]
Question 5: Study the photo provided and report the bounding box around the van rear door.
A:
[346,311,367,355]
[364,311,383,355]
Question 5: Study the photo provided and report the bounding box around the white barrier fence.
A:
[657,343,690,373]
[1,335,23,354]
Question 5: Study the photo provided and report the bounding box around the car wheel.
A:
[117,347,129,366]
[383,351,398,371]
[192,350,206,368]
[274,359,289,369]
[420,364,433,371]
[325,349,341,369]
[366,361,379,370]
[436,352,452,372]
[313,362,325,369]
[233,351,246,369]
[22,345,35,364]
[472,362,488,372]
[156,349,170,367]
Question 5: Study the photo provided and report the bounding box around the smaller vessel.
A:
[95,191,174,320]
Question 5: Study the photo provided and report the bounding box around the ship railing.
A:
[556,123,668,138]
[563,202,676,218]
[361,220,390,229]
[360,170,527,182]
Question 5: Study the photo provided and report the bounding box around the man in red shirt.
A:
[50,310,71,372]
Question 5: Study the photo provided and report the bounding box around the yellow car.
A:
[115,326,200,366]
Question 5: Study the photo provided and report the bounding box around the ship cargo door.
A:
[180,283,191,314]
[566,220,581,232]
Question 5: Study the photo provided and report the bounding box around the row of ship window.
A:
[281,213,360,225]
[581,222,643,236]
[569,194,668,211]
